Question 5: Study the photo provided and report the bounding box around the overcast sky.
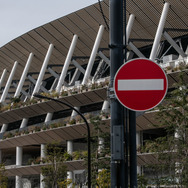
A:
[0,0,98,47]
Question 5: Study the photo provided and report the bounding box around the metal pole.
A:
[110,0,124,187]
[129,110,137,188]
[33,94,91,188]
[126,13,138,187]
[125,109,129,187]
[123,2,128,187]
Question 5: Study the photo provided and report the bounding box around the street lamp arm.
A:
[34,94,90,132]
[33,93,91,188]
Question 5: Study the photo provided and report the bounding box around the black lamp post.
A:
[33,94,91,188]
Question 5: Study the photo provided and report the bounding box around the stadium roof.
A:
[0,0,188,95]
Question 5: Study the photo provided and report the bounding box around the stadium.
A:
[0,0,188,187]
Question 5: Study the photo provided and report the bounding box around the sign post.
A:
[114,58,168,187]
[109,0,125,187]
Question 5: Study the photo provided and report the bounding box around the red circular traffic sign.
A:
[114,58,168,111]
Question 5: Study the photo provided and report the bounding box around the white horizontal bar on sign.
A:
[118,79,164,91]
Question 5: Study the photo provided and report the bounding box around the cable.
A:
[98,0,109,31]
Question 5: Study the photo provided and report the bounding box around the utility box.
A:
[112,125,123,160]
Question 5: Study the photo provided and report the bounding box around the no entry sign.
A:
[114,58,168,111]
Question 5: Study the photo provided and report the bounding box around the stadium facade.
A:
[0,0,187,187]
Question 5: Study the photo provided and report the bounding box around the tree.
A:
[137,174,148,188]
[0,163,8,188]
[41,142,68,188]
[58,179,73,188]
[144,72,188,187]
[96,169,110,188]
[84,115,111,187]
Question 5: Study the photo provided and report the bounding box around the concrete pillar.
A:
[14,53,33,97]
[12,53,33,100]
[136,132,142,175]
[22,178,31,188]
[0,69,7,89]
[101,100,110,113]
[40,174,45,188]
[45,113,53,123]
[174,129,181,183]
[16,146,23,188]
[67,171,73,188]
[126,14,135,44]
[0,61,18,103]
[40,144,46,188]
[41,144,46,161]
[67,140,73,188]
[67,141,73,154]
[15,176,22,188]
[1,124,8,133]
[20,118,29,129]
[98,137,104,154]
[71,107,80,119]
[32,44,54,97]
[56,35,78,93]
[149,2,170,61]
[100,101,110,151]
[82,25,104,85]
[16,146,22,166]
[0,70,7,134]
